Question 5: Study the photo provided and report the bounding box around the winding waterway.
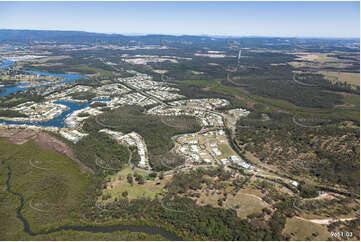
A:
[5,165,180,240]
[0,101,89,128]
[0,59,89,127]
[1,58,180,240]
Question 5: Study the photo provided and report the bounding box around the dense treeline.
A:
[0,109,27,117]
[81,105,201,171]
[0,78,17,86]
[0,90,44,108]
[21,56,114,75]
[69,91,96,101]
[74,132,130,171]
[225,58,346,109]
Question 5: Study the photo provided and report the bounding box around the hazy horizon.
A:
[0,1,360,38]
[1,27,360,40]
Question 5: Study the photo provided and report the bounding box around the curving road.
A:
[295,216,358,225]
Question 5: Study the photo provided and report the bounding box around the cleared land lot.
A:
[319,71,360,87]
[283,217,331,241]
[100,166,168,202]
[225,191,268,218]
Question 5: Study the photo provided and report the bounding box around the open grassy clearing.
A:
[100,166,169,202]
[288,52,355,69]
[344,94,360,108]
[294,53,340,63]
[217,143,235,158]
[72,65,114,77]
[319,71,360,87]
[226,191,268,218]
[283,217,331,241]
[191,70,204,75]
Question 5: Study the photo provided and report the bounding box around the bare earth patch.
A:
[35,55,71,63]
[0,129,37,144]
[34,132,94,174]
[152,69,168,74]
[0,129,94,174]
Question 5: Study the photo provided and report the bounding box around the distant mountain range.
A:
[0,29,217,44]
[0,29,358,46]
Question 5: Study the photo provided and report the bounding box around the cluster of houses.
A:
[168,98,230,110]
[227,108,250,120]
[0,64,254,172]
[173,129,256,171]
[99,129,150,170]
[65,106,103,127]
[95,83,130,97]
[59,129,88,143]
[122,55,179,65]
[175,133,213,164]
[46,85,92,102]
[0,123,58,132]
[145,89,184,101]
[147,99,227,128]
[106,93,158,108]
[119,73,162,90]
[6,101,68,122]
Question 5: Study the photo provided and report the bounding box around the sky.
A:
[0,1,359,38]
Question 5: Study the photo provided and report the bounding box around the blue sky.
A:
[0,1,359,38]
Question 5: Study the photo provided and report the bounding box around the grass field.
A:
[191,70,204,75]
[100,166,167,202]
[288,52,354,69]
[72,65,113,77]
[319,71,360,87]
[217,143,235,159]
[226,191,268,218]
[283,217,331,241]
[296,53,339,63]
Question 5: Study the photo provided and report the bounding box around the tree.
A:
[138,175,145,185]
[159,171,164,180]
[127,173,133,185]
[149,172,157,178]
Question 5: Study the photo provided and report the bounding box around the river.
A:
[5,165,180,240]
[0,59,89,128]
[1,58,181,240]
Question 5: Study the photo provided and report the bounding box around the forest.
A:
[80,105,201,171]
[235,111,360,193]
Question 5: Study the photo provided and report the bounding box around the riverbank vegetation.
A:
[0,137,89,236]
